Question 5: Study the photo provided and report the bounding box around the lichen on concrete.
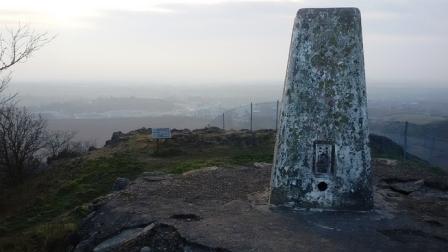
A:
[270,8,372,210]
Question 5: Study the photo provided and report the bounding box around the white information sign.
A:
[152,128,172,139]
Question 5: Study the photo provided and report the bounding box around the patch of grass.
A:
[0,132,277,251]
[230,151,273,165]
[151,147,185,157]
[398,160,447,176]
[369,134,426,163]
[0,221,77,252]
[0,152,151,251]
[166,143,274,174]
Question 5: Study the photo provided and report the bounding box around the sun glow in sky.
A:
[1,0,170,27]
[1,0,305,26]
[0,0,447,86]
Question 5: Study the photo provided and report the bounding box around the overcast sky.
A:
[1,0,447,87]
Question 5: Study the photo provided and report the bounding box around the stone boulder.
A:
[105,131,129,146]
[112,177,130,191]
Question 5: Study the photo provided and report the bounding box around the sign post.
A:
[151,128,172,154]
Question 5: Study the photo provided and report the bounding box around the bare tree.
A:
[0,24,53,105]
[45,130,76,158]
[0,105,46,182]
[0,25,52,183]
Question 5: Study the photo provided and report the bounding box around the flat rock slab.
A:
[75,163,448,252]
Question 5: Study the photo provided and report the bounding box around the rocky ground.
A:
[73,159,448,252]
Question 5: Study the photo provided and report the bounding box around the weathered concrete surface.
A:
[74,162,448,251]
[270,8,372,210]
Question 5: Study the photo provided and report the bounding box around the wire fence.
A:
[207,101,280,131]
[206,101,448,169]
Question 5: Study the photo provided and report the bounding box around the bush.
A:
[0,106,46,183]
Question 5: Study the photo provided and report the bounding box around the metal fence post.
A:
[403,121,408,160]
[250,103,253,132]
[275,100,279,131]
[429,136,435,161]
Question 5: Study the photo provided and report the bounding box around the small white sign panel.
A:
[152,128,172,139]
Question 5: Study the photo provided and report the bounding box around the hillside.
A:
[371,119,448,140]
[0,128,447,251]
[370,119,448,169]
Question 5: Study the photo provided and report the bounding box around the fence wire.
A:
[207,101,280,131]
[206,101,448,170]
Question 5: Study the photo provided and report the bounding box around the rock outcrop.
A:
[73,161,448,251]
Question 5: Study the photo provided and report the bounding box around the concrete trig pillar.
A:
[269,8,372,210]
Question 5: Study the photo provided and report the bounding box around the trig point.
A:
[270,8,373,210]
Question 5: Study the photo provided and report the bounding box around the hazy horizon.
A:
[1,0,447,87]
[6,81,447,110]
